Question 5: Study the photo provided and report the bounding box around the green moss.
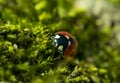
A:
[0,22,53,82]
[0,0,120,83]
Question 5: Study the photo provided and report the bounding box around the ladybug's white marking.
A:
[58,45,63,53]
[65,35,69,39]
[54,34,60,39]
[68,41,71,46]
[54,39,58,47]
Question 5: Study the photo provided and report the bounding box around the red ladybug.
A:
[53,31,78,58]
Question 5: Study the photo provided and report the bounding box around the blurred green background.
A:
[0,0,120,83]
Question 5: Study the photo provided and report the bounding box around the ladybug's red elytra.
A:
[53,31,78,58]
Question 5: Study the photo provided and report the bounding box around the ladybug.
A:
[52,31,78,58]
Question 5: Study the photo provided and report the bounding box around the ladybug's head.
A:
[52,31,78,58]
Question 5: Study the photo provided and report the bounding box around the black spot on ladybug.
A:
[52,33,75,58]
[54,34,69,52]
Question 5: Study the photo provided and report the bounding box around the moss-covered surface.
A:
[0,0,120,83]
